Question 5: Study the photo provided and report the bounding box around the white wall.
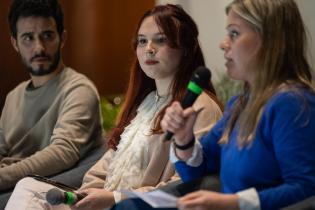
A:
[296,0,315,71]
[156,0,315,80]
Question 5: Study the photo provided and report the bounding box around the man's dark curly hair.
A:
[8,0,64,38]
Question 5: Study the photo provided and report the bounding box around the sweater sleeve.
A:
[0,84,103,190]
[0,132,6,160]
[0,105,9,160]
[257,92,315,210]
[80,149,115,189]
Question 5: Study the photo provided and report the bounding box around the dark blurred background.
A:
[0,0,154,110]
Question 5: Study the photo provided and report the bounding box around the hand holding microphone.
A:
[46,187,115,209]
[46,188,86,205]
[163,66,211,141]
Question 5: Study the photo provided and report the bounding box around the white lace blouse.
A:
[103,91,171,191]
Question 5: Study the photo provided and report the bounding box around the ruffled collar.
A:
[103,91,171,190]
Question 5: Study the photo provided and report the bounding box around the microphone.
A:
[46,188,86,205]
[164,66,211,141]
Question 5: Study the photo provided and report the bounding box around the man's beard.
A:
[23,48,61,76]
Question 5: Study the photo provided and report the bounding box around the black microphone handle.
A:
[181,91,199,109]
[164,91,199,141]
[75,192,86,201]
[165,131,173,140]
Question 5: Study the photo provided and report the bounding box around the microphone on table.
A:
[46,188,86,205]
[164,66,211,141]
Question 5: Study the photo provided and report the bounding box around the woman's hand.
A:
[161,101,197,145]
[70,188,115,210]
[161,101,199,160]
[178,190,239,210]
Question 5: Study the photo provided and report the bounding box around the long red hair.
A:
[107,4,220,150]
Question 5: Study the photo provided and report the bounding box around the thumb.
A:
[182,107,196,118]
[183,107,203,122]
[76,188,91,196]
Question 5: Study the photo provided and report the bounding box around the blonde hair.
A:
[220,0,313,146]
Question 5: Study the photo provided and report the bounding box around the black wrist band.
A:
[173,138,195,150]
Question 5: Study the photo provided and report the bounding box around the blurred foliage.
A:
[214,73,243,106]
[100,95,123,132]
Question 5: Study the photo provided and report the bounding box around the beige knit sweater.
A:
[0,67,103,190]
